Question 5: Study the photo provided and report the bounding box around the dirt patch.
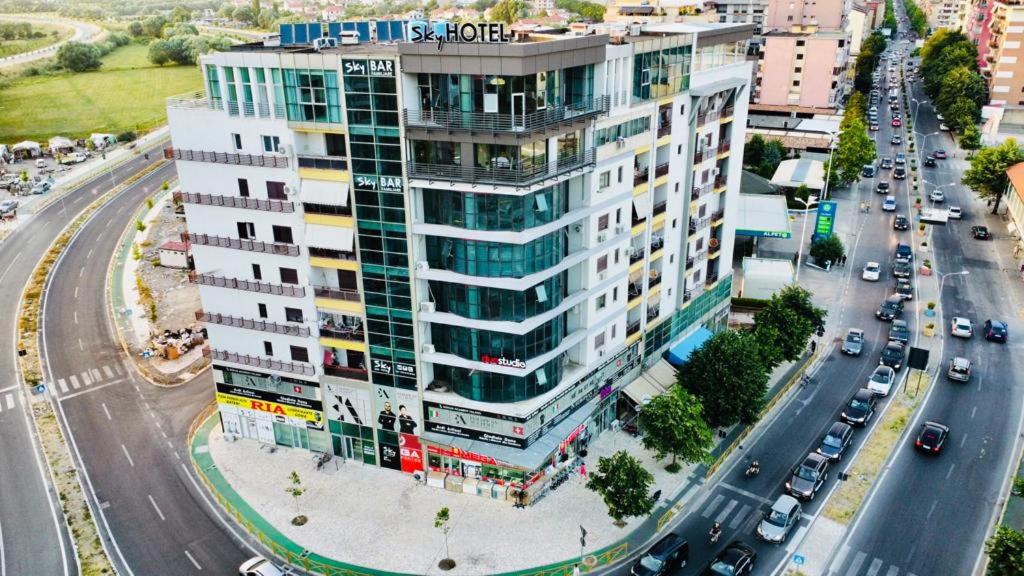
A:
[136,198,198,333]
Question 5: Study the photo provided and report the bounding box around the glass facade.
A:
[206,65,222,107]
[633,43,692,101]
[435,355,565,403]
[434,318,565,362]
[422,182,569,231]
[430,273,567,322]
[644,276,732,364]
[595,117,652,146]
[426,231,565,278]
[283,68,342,123]
[415,66,594,115]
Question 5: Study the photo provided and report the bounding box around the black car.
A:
[787,453,829,500]
[893,260,912,279]
[984,319,1009,342]
[877,181,891,194]
[893,215,910,230]
[842,388,877,426]
[894,166,906,179]
[895,279,913,300]
[701,541,756,576]
[895,243,913,262]
[889,319,910,344]
[923,155,936,167]
[915,421,950,454]
[972,225,991,240]
[880,340,906,370]
[877,295,904,320]
[817,422,854,461]
[631,533,689,576]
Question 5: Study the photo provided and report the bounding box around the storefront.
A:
[215,366,327,452]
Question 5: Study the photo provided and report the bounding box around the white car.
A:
[239,556,285,576]
[868,365,897,396]
[863,262,882,281]
[950,317,974,338]
[883,195,897,211]
[948,206,962,219]
[937,114,945,121]
[939,123,950,131]
[930,190,945,203]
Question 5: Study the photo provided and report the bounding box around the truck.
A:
[58,152,88,165]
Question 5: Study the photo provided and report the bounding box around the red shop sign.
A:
[427,444,498,465]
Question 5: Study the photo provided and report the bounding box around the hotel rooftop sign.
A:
[408,21,512,51]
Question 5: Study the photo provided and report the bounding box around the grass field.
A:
[0,43,201,143]
[0,23,71,59]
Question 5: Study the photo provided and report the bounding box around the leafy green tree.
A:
[164,23,199,38]
[752,286,824,366]
[586,451,655,525]
[831,117,876,186]
[251,0,262,25]
[962,139,1024,213]
[435,507,454,569]
[945,96,979,133]
[843,92,867,127]
[809,234,845,267]
[147,39,172,65]
[960,124,982,152]
[170,6,191,23]
[284,470,306,525]
[56,42,101,72]
[757,139,785,178]
[143,15,168,37]
[638,391,713,472]
[127,21,144,37]
[677,331,770,428]
[986,525,1024,576]
[744,134,766,167]
[233,5,256,24]
[491,0,525,24]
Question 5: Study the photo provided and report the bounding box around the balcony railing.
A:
[693,147,716,164]
[323,364,369,381]
[297,155,348,171]
[647,306,661,321]
[189,273,306,297]
[650,236,664,252]
[657,122,672,137]
[648,273,662,289]
[694,249,708,262]
[196,310,311,337]
[717,142,731,155]
[313,285,361,302]
[689,216,712,233]
[629,248,647,264]
[403,96,610,134]
[165,147,289,168]
[714,177,727,190]
[720,106,735,119]
[705,272,720,286]
[691,183,712,201]
[166,91,222,110]
[225,100,286,118]
[652,200,667,216]
[186,233,300,256]
[654,162,669,178]
[711,209,725,223]
[685,256,695,270]
[633,169,649,187]
[204,348,316,376]
[626,319,642,337]
[697,110,720,126]
[408,149,595,188]
[174,191,295,213]
[628,281,644,299]
[319,325,365,341]
[308,247,358,261]
[303,202,353,217]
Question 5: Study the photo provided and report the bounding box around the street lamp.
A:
[793,194,820,283]
[939,269,970,293]
[822,131,838,201]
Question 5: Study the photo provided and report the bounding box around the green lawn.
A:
[0,43,202,143]
[0,24,71,59]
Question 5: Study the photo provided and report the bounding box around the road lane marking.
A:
[102,365,114,378]
[86,248,93,259]
[729,504,751,529]
[926,500,938,519]
[121,444,135,467]
[78,266,83,278]
[57,379,68,393]
[866,558,884,576]
[184,550,202,571]
[961,434,968,447]
[885,566,899,576]
[719,482,773,505]
[101,403,111,421]
[69,375,80,389]
[73,311,78,324]
[946,463,956,479]
[845,551,867,576]
[0,251,23,285]
[81,372,92,387]
[90,368,101,381]
[58,379,124,401]
[971,405,977,419]
[78,338,83,351]
[114,363,122,375]
[4,394,13,410]
[147,495,166,521]
[73,286,78,299]
[715,499,739,524]
[701,494,725,518]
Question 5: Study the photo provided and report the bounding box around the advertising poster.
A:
[324,382,371,426]
[399,433,423,474]
[379,441,401,470]
[373,385,421,436]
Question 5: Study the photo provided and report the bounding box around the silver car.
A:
[842,328,864,356]
[757,494,802,544]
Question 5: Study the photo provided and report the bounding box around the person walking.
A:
[572,563,581,576]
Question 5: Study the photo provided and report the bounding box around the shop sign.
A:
[379,442,401,470]
[409,21,512,52]
[424,421,527,449]
[399,433,423,474]
[427,444,503,466]
[369,59,394,77]
[216,392,322,426]
[218,365,319,401]
[379,176,402,192]
[354,175,377,189]
[324,382,371,426]
[342,60,367,75]
[216,383,321,412]
[371,358,416,378]
[480,354,526,369]
[373,386,420,435]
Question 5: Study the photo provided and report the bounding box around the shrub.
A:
[135,219,146,232]
[809,235,845,267]
[117,131,137,143]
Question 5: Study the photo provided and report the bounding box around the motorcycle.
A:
[745,459,760,478]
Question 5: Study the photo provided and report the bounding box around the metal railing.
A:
[303,202,353,217]
[693,147,716,164]
[175,191,295,213]
[691,183,713,201]
[308,247,358,262]
[647,306,661,321]
[189,273,306,298]
[648,274,662,289]
[203,348,316,376]
[720,106,735,119]
[297,155,348,171]
[689,216,712,233]
[629,248,646,264]
[225,100,286,118]
[713,177,727,190]
[408,149,595,188]
[652,201,667,216]
[403,96,609,134]
[657,123,672,138]
[323,364,369,380]
[167,91,222,110]
[706,272,720,286]
[685,256,695,270]
[654,162,669,178]
[187,233,300,256]
[319,325,365,341]
[633,169,649,187]
[165,147,288,168]
[196,311,311,337]
[717,142,731,155]
[312,285,361,302]
[697,110,720,126]
[627,320,641,337]
[694,249,708,262]
[711,209,725,223]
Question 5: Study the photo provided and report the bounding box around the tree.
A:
[434,507,455,570]
[986,525,1024,576]
[757,139,785,178]
[164,23,199,38]
[56,42,101,72]
[251,0,262,25]
[491,0,525,23]
[170,6,191,23]
[127,21,144,37]
[147,39,172,65]
[638,391,713,472]
[677,330,770,429]
[143,15,168,37]
[962,138,1024,213]
[831,117,876,186]
[842,92,867,128]
[809,234,845,267]
[960,124,982,152]
[945,95,980,133]
[233,5,256,24]
[586,451,654,525]
[284,470,306,526]
[744,134,765,167]
[753,285,825,367]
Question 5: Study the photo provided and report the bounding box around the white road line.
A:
[715,499,739,524]
[0,384,16,395]
[73,286,78,299]
[961,434,968,447]
[832,545,851,576]
[846,551,868,576]
[80,372,92,387]
[926,500,938,520]
[719,482,773,505]
[101,403,112,421]
[86,248,94,259]
[183,550,202,571]
[69,375,80,389]
[147,495,166,521]
[78,338,83,351]
[885,566,899,576]
[73,311,78,324]
[4,394,13,410]
[729,504,751,529]
[120,444,135,467]
[701,494,725,518]
[90,368,101,381]
[58,379,124,401]
[57,379,68,394]
[166,440,174,451]
[866,558,884,576]
[971,405,977,419]
[114,363,123,375]
[946,463,956,479]
[102,365,114,378]
[78,266,83,278]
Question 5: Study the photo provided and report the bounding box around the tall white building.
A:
[168,19,753,499]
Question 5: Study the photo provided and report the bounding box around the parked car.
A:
[787,453,829,500]
[894,278,913,300]
[862,164,877,177]
[930,190,945,203]
[877,181,891,194]
[58,152,88,165]
[31,181,51,195]
[933,149,948,159]
[817,422,854,461]
[984,319,1009,342]
[700,541,756,576]
[239,556,286,576]
[914,421,950,455]
[948,206,962,219]
[631,533,689,576]
[0,199,17,215]
[34,158,46,169]
[883,195,898,211]
[868,365,897,396]
[895,243,913,262]
[895,153,906,165]
[842,389,877,426]
[891,135,902,145]
[842,328,865,355]
[947,356,972,382]
[757,495,802,544]
[972,225,991,240]
[880,340,906,370]
[893,261,912,279]
[877,295,904,320]
[893,214,910,230]
[889,319,910,344]
[892,117,902,127]
[894,166,906,179]
[0,174,20,190]
[870,123,880,131]
[881,157,894,169]
[950,316,974,338]
[862,262,882,281]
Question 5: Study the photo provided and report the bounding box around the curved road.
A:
[0,15,102,69]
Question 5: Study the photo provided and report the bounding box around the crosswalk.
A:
[697,492,765,536]
[831,545,920,576]
[55,362,125,398]
[0,391,19,414]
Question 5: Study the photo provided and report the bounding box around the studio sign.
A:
[410,22,512,52]
[480,354,526,369]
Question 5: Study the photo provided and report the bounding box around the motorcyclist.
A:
[746,459,760,476]
[709,522,722,542]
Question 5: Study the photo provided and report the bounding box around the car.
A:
[787,453,829,500]
[870,123,880,131]
[893,214,910,230]
[817,422,854,461]
[869,105,878,114]
[923,155,936,167]
[972,225,991,240]
[877,295,904,320]
[880,157,893,169]
[930,189,945,203]
[939,122,950,131]
[701,541,756,576]
[58,152,88,165]
[947,356,972,382]
[842,388,878,426]
[892,118,902,127]
[35,158,46,168]
[880,340,906,370]
[895,278,913,300]
[883,195,897,211]
[937,113,945,121]
[0,174,20,190]
[877,181,891,194]
[239,556,286,576]
[895,153,906,165]
[984,319,1009,342]
[914,421,950,455]
[895,243,913,262]
[757,495,802,544]
[868,365,897,396]
[891,134,902,145]
[948,206,962,219]
[862,261,882,281]
[0,199,17,215]
[631,533,689,575]
[31,181,51,195]
[890,319,910,344]
[950,316,974,338]
[862,164,877,177]
[933,149,947,159]
[842,328,865,355]
[893,260,912,278]
[894,166,906,179]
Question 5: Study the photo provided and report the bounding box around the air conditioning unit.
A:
[422,344,436,354]
[313,37,338,51]
[415,260,430,271]
[420,301,436,313]
[597,232,607,243]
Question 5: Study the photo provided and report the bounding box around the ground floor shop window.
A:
[274,422,309,449]
[329,420,377,465]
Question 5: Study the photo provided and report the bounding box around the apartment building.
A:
[705,0,767,47]
[606,0,713,23]
[167,20,752,499]
[985,0,1024,104]
[968,0,996,73]
[925,0,970,30]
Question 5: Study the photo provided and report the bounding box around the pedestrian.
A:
[573,563,581,576]
[579,462,587,478]
[810,339,817,354]
[841,254,848,267]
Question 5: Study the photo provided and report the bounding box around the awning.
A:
[305,223,354,251]
[666,327,713,367]
[735,194,791,238]
[302,180,349,206]
[633,192,651,221]
[622,359,678,405]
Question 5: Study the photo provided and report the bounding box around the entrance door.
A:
[255,420,275,444]
[512,93,526,131]
[346,437,362,462]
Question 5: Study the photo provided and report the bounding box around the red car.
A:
[933,149,947,159]
[891,118,902,127]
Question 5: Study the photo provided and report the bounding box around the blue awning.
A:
[665,327,713,367]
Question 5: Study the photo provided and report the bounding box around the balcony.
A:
[654,162,669,178]
[717,142,731,156]
[309,247,358,262]
[322,363,369,381]
[167,91,220,110]
[174,191,295,213]
[626,319,642,337]
[186,233,300,256]
[164,147,288,168]
[711,209,725,224]
[297,155,348,171]
[705,272,720,286]
[189,273,306,297]
[633,168,650,187]
[319,323,365,341]
[648,271,662,289]
[402,96,610,135]
[203,348,316,376]
[313,285,361,303]
[647,305,661,322]
[628,280,644,299]
[685,256,695,270]
[689,216,712,234]
[303,202,353,217]
[691,183,713,201]
[226,100,286,118]
[693,147,716,164]
[720,106,735,120]
[196,310,311,337]
[629,247,647,264]
[408,149,595,188]
[693,249,708,262]
[650,235,664,252]
[697,110,720,126]
[657,122,672,138]
[652,200,667,217]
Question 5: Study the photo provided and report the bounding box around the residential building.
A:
[1006,163,1024,253]
[847,2,871,56]
[923,0,969,30]
[167,20,752,499]
[605,0,713,23]
[987,0,1024,105]
[705,0,767,47]
[968,0,996,73]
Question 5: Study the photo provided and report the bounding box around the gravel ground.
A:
[137,199,197,334]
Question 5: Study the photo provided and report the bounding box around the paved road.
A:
[0,146,167,576]
[827,31,1024,576]
[0,15,102,69]
[37,161,258,575]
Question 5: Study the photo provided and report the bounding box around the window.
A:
[613,287,619,301]
[598,214,609,231]
[238,178,250,197]
[594,332,606,349]
[237,222,255,239]
[611,324,617,339]
[597,254,608,273]
[617,166,624,183]
[263,341,273,356]
[280,267,299,284]
[257,303,268,318]
[596,294,607,310]
[615,208,622,224]
[796,53,804,60]
[252,264,262,280]
[796,39,805,47]
[285,307,303,323]
[267,181,287,200]
[672,218,678,229]
[232,133,242,151]
[795,67,802,73]
[272,225,293,244]
[677,144,682,155]
[282,68,342,123]
[600,171,610,188]
[675,182,679,192]
[262,135,281,153]
[290,346,309,363]
[792,80,800,87]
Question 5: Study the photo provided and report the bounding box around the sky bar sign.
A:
[409,21,512,51]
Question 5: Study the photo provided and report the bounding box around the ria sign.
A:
[409,21,512,52]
